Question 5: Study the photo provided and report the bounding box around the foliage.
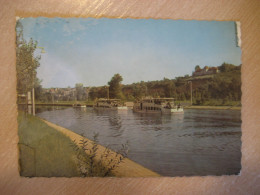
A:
[85,63,241,106]
[89,86,108,100]
[16,20,42,97]
[219,62,240,73]
[75,83,86,101]
[195,65,201,71]
[60,62,241,106]
[71,133,128,177]
[108,73,124,99]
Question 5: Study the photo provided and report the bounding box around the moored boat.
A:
[133,97,183,114]
[93,99,127,110]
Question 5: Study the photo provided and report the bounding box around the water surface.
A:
[36,107,241,176]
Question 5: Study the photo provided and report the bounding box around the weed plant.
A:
[71,133,128,177]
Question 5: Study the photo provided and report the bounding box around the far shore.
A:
[19,102,241,110]
[184,105,241,110]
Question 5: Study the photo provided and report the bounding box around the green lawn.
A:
[18,112,81,177]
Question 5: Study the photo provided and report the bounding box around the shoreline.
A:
[41,118,160,177]
[184,105,241,110]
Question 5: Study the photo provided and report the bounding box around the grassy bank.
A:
[18,112,158,177]
[18,112,82,177]
[43,119,160,177]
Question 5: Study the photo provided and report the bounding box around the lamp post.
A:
[188,81,192,105]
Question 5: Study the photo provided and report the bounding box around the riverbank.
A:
[18,112,159,177]
[42,119,160,177]
[18,112,81,177]
[184,105,241,110]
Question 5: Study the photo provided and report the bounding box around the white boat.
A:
[73,103,86,108]
[133,97,183,114]
[93,99,128,110]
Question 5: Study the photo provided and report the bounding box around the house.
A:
[192,66,219,76]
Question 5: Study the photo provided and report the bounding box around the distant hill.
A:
[119,63,241,106]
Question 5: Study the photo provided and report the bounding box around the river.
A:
[36,106,241,177]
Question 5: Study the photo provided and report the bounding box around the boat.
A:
[133,97,184,114]
[73,103,86,108]
[93,99,128,110]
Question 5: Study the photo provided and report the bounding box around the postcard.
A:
[16,18,241,177]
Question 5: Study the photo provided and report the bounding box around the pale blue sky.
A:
[19,18,241,88]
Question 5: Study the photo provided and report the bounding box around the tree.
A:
[16,20,42,96]
[163,78,175,97]
[219,63,236,72]
[195,65,201,71]
[75,83,84,101]
[34,78,43,101]
[108,74,123,99]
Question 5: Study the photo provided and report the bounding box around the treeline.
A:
[88,63,241,106]
[37,84,88,102]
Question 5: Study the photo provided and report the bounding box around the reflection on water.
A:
[36,106,68,113]
[36,106,241,176]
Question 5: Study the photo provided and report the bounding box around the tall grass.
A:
[71,133,128,177]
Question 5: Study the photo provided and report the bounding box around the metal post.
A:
[32,87,35,116]
[27,91,32,114]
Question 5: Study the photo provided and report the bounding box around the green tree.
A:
[108,74,123,99]
[163,78,175,97]
[219,63,236,72]
[195,65,201,71]
[34,78,43,101]
[16,20,42,96]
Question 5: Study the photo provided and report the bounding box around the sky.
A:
[18,17,241,88]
